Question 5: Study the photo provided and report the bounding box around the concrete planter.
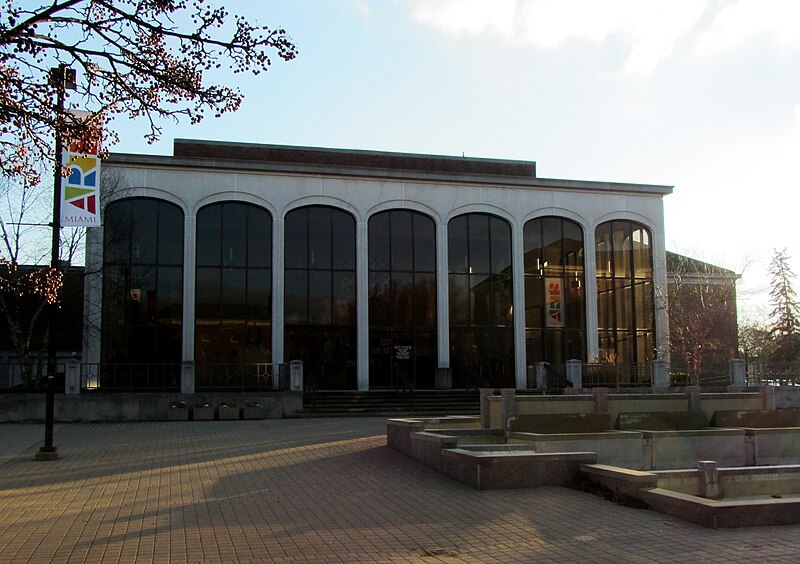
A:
[193,403,213,421]
[218,404,240,420]
[243,405,265,420]
[167,401,189,421]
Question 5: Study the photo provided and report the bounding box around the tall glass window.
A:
[102,198,184,365]
[448,214,514,388]
[195,203,272,364]
[284,206,357,390]
[524,217,586,367]
[596,220,655,364]
[368,210,436,389]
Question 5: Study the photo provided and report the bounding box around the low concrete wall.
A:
[775,386,800,408]
[699,394,764,419]
[509,431,644,469]
[643,429,747,470]
[747,428,800,465]
[0,392,302,422]
[441,449,596,490]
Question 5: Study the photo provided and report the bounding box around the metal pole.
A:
[37,64,69,461]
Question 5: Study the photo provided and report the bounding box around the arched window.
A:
[595,220,655,365]
[284,206,357,390]
[368,210,436,389]
[102,198,184,370]
[523,217,586,367]
[448,213,514,388]
[195,203,272,367]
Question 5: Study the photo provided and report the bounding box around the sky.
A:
[108,0,800,325]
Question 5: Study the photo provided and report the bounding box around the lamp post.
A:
[36,64,75,462]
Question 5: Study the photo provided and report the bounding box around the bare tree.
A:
[768,248,800,361]
[1,1,297,184]
[666,252,741,385]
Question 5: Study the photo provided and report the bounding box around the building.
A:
[83,139,673,391]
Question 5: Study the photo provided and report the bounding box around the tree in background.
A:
[767,248,800,361]
[0,0,297,183]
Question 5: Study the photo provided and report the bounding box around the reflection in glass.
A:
[595,220,655,364]
[195,202,272,364]
[102,198,184,367]
[368,210,437,389]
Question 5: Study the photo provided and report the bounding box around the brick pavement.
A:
[0,418,799,563]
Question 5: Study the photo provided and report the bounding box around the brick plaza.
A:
[1,419,799,562]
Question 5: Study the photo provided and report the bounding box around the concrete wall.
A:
[0,392,302,422]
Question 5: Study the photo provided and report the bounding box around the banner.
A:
[545,277,564,328]
[61,151,100,227]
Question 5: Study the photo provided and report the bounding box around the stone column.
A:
[697,460,720,499]
[64,360,80,395]
[289,360,304,392]
[730,359,746,388]
[480,388,493,429]
[512,221,526,390]
[356,220,369,391]
[536,362,548,390]
[762,385,776,411]
[652,359,669,389]
[436,218,450,375]
[592,387,608,414]
[566,359,582,389]
[181,361,195,394]
[500,388,516,437]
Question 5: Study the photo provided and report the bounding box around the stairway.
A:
[295,390,481,417]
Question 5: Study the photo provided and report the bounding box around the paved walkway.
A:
[0,419,798,563]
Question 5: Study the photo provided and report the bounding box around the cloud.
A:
[350,0,370,16]
[695,0,800,57]
[403,0,706,75]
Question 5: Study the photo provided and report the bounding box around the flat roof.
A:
[106,139,673,195]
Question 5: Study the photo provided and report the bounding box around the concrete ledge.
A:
[639,487,800,528]
[441,449,596,490]
[510,430,644,469]
[580,464,658,500]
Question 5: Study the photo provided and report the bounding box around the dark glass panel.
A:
[448,215,468,273]
[284,209,308,269]
[368,212,391,271]
[615,279,633,332]
[449,274,469,325]
[129,200,158,264]
[221,268,246,322]
[130,265,157,322]
[595,222,613,277]
[247,268,272,321]
[490,217,512,275]
[524,275,544,328]
[284,270,307,324]
[308,270,332,324]
[156,266,183,323]
[308,207,332,269]
[523,219,542,273]
[413,272,436,328]
[390,211,413,272]
[332,209,355,270]
[196,205,221,266]
[545,329,564,365]
[564,276,585,330]
[103,202,130,265]
[541,216,562,275]
[492,274,513,326]
[470,273,491,325]
[468,214,491,273]
[158,203,184,265]
[222,204,246,267]
[413,331,436,389]
[247,207,271,268]
[392,272,414,327]
[635,280,654,330]
[565,330,585,361]
[413,213,436,272]
[526,329,544,367]
[597,277,614,331]
[562,220,584,274]
[195,267,219,321]
[369,272,391,327]
[613,222,633,278]
[632,227,652,277]
[333,271,356,325]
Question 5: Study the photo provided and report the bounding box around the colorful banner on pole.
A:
[61,151,100,226]
[545,277,564,328]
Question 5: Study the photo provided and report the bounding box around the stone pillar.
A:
[592,387,608,414]
[762,384,776,411]
[730,359,746,387]
[356,220,369,391]
[65,360,80,395]
[181,361,195,394]
[500,388,516,437]
[566,359,582,389]
[687,386,701,412]
[480,388,493,429]
[435,367,452,390]
[290,360,304,392]
[651,359,669,389]
[527,365,535,389]
[536,362,548,390]
[697,460,720,499]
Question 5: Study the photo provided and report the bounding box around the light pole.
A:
[36,64,75,462]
